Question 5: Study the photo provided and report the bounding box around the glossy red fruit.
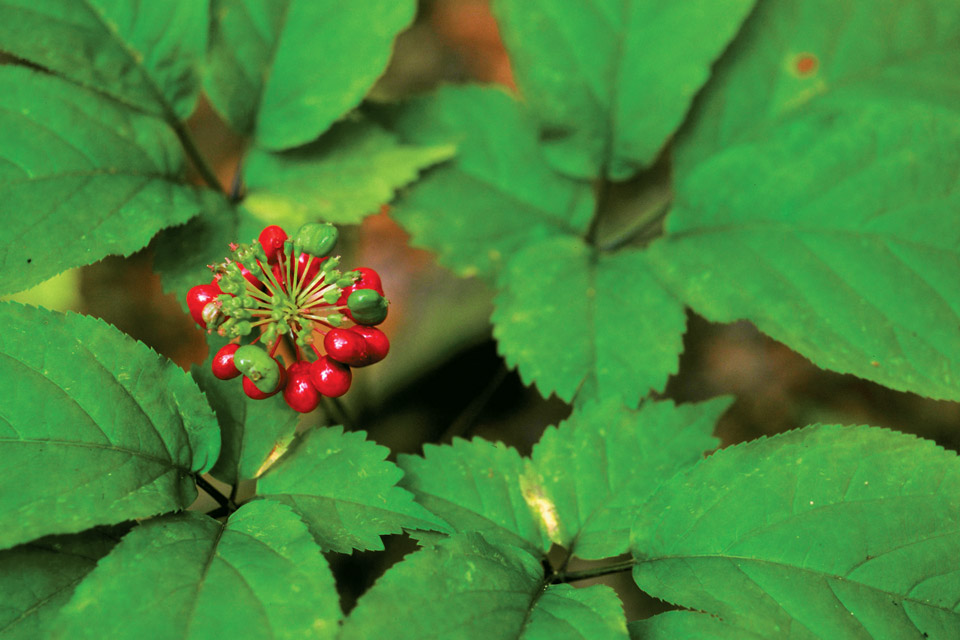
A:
[338,267,384,322]
[283,362,320,413]
[186,283,222,328]
[349,326,390,366]
[242,360,286,399]
[211,343,241,379]
[337,267,384,304]
[259,225,288,263]
[324,328,369,366]
[309,356,352,397]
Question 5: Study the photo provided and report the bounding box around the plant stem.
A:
[229,158,244,203]
[195,474,238,512]
[205,505,229,519]
[550,559,637,584]
[583,178,612,247]
[440,365,508,443]
[324,396,358,431]
[599,197,672,252]
[171,119,223,193]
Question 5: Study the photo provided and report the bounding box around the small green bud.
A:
[219,277,242,294]
[262,324,278,344]
[230,320,252,337]
[295,331,313,347]
[323,289,341,304]
[322,256,341,272]
[221,296,242,313]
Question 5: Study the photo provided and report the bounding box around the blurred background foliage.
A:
[6,0,957,616]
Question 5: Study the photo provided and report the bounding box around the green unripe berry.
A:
[347,289,388,325]
[233,345,280,392]
[294,223,339,257]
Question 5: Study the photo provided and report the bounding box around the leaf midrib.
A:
[251,0,293,137]
[180,522,226,639]
[0,168,186,188]
[0,571,90,634]
[637,552,960,616]
[0,437,182,471]
[79,0,181,122]
[663,219,958,257]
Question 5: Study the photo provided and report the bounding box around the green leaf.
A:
[646,0,960,401]
[0,66,212,296]
[243,118,454,227]
[522,584,628,640]
[0,527,126,640]
[151,203,262,309]
[0,0,206,119]
[0,302,220,550]
[341,532,543,640]
[256,426,447,552]
[53,502,341,640]
[205,0,416,148]
[342,531,628,639]
[192,336,300,485]
[398,437,551,556]
[383,85,595,279]
[525,397,729,559]
[632,424,960,639]
[492,0,756,179]
[628,612,765,640]
[493,236,685,406]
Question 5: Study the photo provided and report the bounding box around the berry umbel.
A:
[186,223,390,412]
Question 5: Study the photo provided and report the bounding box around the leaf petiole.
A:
[549,559,637,585]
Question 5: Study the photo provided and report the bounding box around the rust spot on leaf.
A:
[794,53,819,77]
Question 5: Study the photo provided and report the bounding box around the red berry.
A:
[309,356,352,398]
[349,326,390,366]
[324,328,369,366]
[338,268,384,322]
[338,267,384,305]
[283,362,320,413]
[186,283,222,328]
[242,359,286,399]
[212,343,241,380]
[259,225,288,263]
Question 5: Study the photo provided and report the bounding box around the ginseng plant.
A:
[1,1,959,639]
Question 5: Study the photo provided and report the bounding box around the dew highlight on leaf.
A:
[521,477,560,540]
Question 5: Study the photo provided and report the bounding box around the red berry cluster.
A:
[186,223,390,413]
